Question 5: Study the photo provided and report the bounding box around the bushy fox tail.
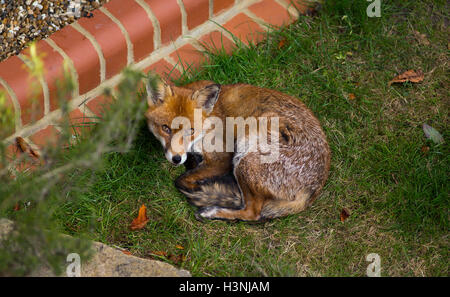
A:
[259,188,316,220]
[178,174,242,209]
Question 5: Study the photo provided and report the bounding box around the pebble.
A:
[0,0,109,62]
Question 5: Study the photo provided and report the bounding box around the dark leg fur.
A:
[184,152,203,171]
[176,173,242,209]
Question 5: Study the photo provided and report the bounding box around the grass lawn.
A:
[54,0,448,276]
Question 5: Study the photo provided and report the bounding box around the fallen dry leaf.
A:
[277,37,287,49]
[348,93,356,100]
[388,70,424,86]
[340,208,351,222]
[168,254,186,265]
[121,250,132,256]
[16,137,28,153]
[151,251,168,257]
[15,137,45,167]
[175,244,184,250]
[421,145,430,155]
[16,137,41,159]
[130,204,149,230]
[413,31,430,46]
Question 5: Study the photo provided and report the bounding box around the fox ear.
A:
[146,74,173,107]
[192,84,221,114]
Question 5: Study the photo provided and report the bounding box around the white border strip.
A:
[176,0,188,36]
[4,0,269,143]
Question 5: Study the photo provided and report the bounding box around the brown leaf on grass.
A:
[175,244,184,250]
[348,93,356,100]
[421,145,430,155]
[340,208,351,222]
[278,37,287,49]
[121,250,132,256]
[168,254,186,265]
[130,204,149,230]
[151,251,168,257]
[388,70,424,86]
[413,31,430,46]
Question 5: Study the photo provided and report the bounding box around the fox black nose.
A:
[172,155,182,164]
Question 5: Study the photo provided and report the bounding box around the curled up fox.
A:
[144,75,330,222]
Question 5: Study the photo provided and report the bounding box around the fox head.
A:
[145,75,221,165]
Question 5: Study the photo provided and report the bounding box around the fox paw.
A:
[194,209,205,222]
[196,206,220,220]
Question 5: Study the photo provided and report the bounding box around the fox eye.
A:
[162,124,171,134]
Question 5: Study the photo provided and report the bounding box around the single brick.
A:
[248,0,294,27]
[0,56,44,125]
[30,125,61,148]
[22,40,65,112]
[213,0,234,15]
[223,13,265,45]
[143,0,182,45]
[198,30,235,54]
[73,108,95,136]
[78,10,128,79]
[50,26,101,95]
[85,94,114,117]
[169,44,205,72]
[183,0,210,30]
[104,0,155,62]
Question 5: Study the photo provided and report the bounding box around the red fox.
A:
[144,75,330,222]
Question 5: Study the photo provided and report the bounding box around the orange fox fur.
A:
[145,77,330,222]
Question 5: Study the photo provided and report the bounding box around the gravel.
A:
[0,0,110,62]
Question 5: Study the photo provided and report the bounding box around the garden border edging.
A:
[0,0,309,162]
